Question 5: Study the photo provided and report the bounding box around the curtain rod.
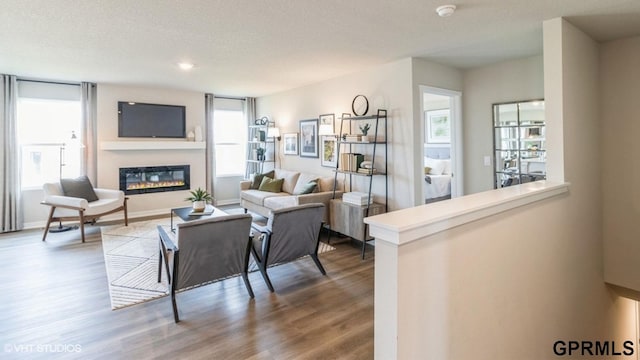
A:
[214,95,246,101]
[17,78,80,86]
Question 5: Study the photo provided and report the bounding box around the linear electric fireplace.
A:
[119,165,190,195]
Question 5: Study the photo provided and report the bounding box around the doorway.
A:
[419,85,462,204]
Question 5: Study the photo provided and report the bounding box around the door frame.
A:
[419,85,463,199]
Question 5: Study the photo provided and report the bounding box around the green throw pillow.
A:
[251,170,275,189]
[258,176,284,193]
[293,181,317,195]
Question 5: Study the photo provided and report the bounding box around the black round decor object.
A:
[351,95,369,116]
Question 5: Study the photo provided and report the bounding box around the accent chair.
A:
[157,214,254,323]
[250,203,326,292]
[41,177,128,243]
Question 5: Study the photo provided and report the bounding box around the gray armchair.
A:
[251,203,326,292]
[157,214,254,323]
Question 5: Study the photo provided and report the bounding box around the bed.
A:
[423,147,452,203]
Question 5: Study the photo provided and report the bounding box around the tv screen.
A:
[118,102,186,138]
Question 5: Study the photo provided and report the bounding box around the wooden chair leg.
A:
[42,207,56,241]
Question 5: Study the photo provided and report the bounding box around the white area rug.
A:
[101,215,335,310]
[101,218,173,310]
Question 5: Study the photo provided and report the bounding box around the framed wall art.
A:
[299,119,318,158]
[319,113,335,135]
[283,133,299,155]
[425,109,451,144]
[321,135,338,167]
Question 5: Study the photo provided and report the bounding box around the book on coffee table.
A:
[189,205,215,216]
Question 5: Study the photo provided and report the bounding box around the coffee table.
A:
[170,205,227,232]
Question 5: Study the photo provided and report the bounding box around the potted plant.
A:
[185,187,213,212]
[359,123,371,142]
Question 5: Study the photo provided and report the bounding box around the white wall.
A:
[411,59,463,205]
[462,56,544,194]
[257,58,415,210]
[96,84,206,217]
[601,36,640,290]
[371,18,637,359]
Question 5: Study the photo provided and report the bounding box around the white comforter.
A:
[424,174,452,199]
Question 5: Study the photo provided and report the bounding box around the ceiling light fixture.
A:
[178,62,194,71]
[436,4,456,17]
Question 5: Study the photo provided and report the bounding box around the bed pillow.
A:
[60,176,99,202]
[424,157,446,175]
[258,176,284,193]
[442,159,452,175]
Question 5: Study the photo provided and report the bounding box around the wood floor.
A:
[0,222,374,360]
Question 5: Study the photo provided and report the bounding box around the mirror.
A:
[493,99,546,188]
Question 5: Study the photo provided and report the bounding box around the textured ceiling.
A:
[1,0,640,97]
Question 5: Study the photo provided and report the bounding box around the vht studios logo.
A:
[553,340,635,357]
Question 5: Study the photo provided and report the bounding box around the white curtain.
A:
[1,74,23,232]
[205,94,215,201]
[245,97,256,128]
[80,82,97,184]
[244,97,256,178]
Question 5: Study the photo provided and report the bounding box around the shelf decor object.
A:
[245,118,276,179]
[351,95,369,116]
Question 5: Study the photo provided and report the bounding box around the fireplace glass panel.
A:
[119,165,190,195]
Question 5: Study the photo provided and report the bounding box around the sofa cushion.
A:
[292,173,319,194]
[241,189,287,206]
[293,181,317,195]
[264,195,298,210]
[251,170,275,189]
[274,169,300,194]
[317,176,336,192]
[259,177,284,193]
[60,176,99,202]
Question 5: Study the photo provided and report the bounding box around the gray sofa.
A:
[240,169,342,225]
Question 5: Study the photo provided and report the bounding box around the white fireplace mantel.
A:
[100,141,206,151]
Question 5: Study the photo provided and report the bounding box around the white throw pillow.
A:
[442,159,452,175]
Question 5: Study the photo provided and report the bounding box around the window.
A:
[17,98,81,188]
[213,109,246,177]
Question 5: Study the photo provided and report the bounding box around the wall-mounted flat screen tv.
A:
[118,101,186,138]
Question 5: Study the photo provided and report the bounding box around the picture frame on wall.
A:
[319,113,335,135]
[425,109,451,144]
[283,133,299,155]
[321,135,338,167]
[299,119,318,158]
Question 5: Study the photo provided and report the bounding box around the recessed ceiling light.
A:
[178,62,194,71]
[436,4,456,17]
